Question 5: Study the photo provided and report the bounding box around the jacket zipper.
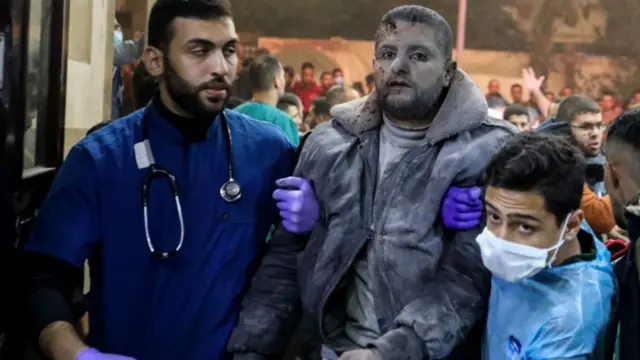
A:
[318,141,375,344]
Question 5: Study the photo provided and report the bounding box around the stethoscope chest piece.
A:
[220,179,242,203]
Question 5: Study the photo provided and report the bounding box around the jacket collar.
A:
[330,69,488,144]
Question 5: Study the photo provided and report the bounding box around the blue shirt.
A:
[26,106,295,360]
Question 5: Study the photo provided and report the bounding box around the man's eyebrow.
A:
[485,200,543,223]
[186,38,238,47]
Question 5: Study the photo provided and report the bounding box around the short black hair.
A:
[332,68,343,76]
[248,54,282,92]
[503,103,529,121]
[365,73,375,84]
[375,5,453,60]
[277,92,302,112]
[148,0,232,50]
[607,108,640,153]
[484,132,586,225]
[312,97,330,116]
[283,65,295,77]
[301,62,314,71]
[132,62,158,108]
[556,95,601,123]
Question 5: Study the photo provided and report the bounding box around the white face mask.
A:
[475,215,571,282]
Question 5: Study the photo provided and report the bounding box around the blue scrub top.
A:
[26,106,296,360]
[483,232,615,360]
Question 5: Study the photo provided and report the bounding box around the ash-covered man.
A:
[228,5,514,360]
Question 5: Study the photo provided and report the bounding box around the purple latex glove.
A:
[442,186,483,230]
[272,176,319,234]
[76,348,135,360]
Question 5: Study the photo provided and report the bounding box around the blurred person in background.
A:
[603,109,640,360]
[231,57,254,101]
[111,19,145,120]
[283,65,295,93]
[548,97,563,118]
[486,78,508,109]
[332,68,344,86]
[234,54,300,145]
[352,82,366,97]
[326,85,361,109]
[305,97,331,130]
[510,83,524,104]
[601,92,621,125]
[277,93,304,132]
[503,103,531,131]
[293,62,323,113]
[521,67,550,124]
[545,91,555,101]
[365,73,375,94]
[560,86,574,97]
[320,71,333,96]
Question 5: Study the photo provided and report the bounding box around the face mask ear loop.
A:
[547,213,572,267]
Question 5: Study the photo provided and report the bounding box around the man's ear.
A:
[564,209,584,242]
[142,46,164,77]
[443,60,457,87]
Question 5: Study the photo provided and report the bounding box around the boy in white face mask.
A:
[478,132,616,360]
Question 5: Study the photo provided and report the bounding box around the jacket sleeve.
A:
[227,135,316,359]
[371,226,490,360]
[581,184,616,234]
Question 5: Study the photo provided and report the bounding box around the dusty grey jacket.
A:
[228,70,516,360]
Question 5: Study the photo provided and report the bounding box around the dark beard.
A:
[377,78,445,121]
[163,56,229,118]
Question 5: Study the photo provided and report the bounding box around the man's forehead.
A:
[378,20,437,45]
[171,17,236,44]
[574,112,602,123]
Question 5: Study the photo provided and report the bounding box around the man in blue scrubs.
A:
[21,1,316,360]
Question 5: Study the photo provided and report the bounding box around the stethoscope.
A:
[140,105,241,258]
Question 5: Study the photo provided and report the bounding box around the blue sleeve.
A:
[25,145,100,268]
[269,139,296,225]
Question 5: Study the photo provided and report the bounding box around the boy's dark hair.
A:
[132,62,158,109]
[277,92,301,112]
[332,68,343,76]
[375,5,453,61]
[148,0,232,51]
[301,62,314,71]
[556,95,601,124]
[511,83,522,90]
[503,103,530,121]
[484,132,586,225]
[608,108,640,153]
[248,54,282,92]
[320,71,331,80]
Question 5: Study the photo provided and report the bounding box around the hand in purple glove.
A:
[442,186,483,230]
[273,176,319,234]
[76,348,135,360]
